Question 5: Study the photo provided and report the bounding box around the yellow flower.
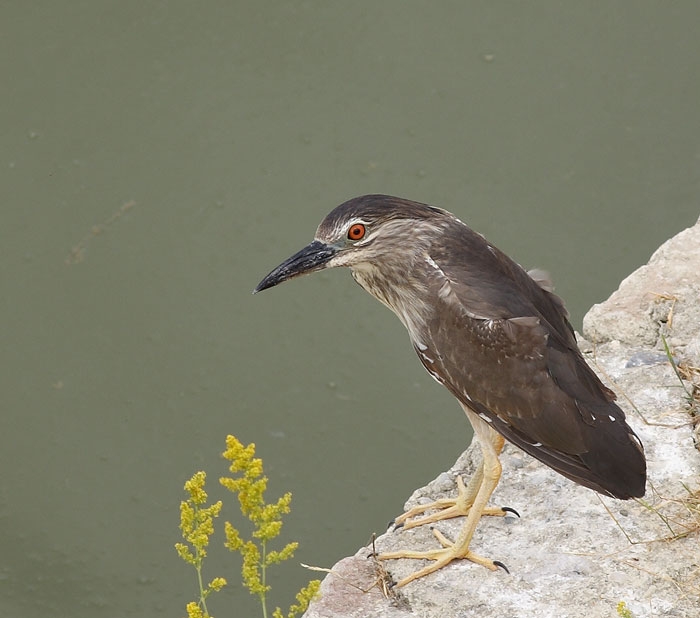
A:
[223,521,243,551]
[176,471,224,617]
[178,436,319,618]
[185,601,204,618]
[184,471,209,505]
[208,577,227,592]
[175,542,195,566]
[265,542,298,566]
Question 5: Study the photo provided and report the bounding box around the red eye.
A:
[347,223,366,241]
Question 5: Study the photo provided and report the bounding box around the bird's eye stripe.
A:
[347,223,366,241]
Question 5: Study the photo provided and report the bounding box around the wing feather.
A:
[415,228,645,498]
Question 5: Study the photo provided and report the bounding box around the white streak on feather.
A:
[424,255,442,273]
[424,252,461,305]
[427,369,445,384]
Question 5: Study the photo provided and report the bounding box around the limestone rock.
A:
[583,215,700,362]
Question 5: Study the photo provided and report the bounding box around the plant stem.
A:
[661,333,693,399]
[196,556,210,617]
[260,540,268,618]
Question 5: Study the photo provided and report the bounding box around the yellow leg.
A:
[393,432,507,530]
[379,410,508,587]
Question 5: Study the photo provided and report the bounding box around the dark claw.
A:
[393,521,404,531]
[493,560,510,574]
[501,506,521,518]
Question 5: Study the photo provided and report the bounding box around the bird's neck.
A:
[350,261,430,341]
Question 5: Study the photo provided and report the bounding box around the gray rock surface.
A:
[583,215,700,359]
[304,218,700,618]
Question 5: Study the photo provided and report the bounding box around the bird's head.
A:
[254,194,448,293]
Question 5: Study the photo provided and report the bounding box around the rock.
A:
[583,214,700,361]
[304,219,700,618]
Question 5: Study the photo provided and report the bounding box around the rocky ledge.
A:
[303,217,700,618]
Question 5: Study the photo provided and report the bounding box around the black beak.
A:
[253,240,338,293]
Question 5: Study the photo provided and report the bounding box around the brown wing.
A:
[417,229,646,499]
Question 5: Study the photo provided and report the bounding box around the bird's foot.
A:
[391,475,518,530]
[378,527,508,587]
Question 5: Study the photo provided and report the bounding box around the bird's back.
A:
[386,208,646,499]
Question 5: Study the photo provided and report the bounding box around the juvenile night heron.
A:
[254,194,646,587]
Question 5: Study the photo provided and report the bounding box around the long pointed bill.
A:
[253,240,338,293]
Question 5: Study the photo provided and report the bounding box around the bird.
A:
[254,194,646,587]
